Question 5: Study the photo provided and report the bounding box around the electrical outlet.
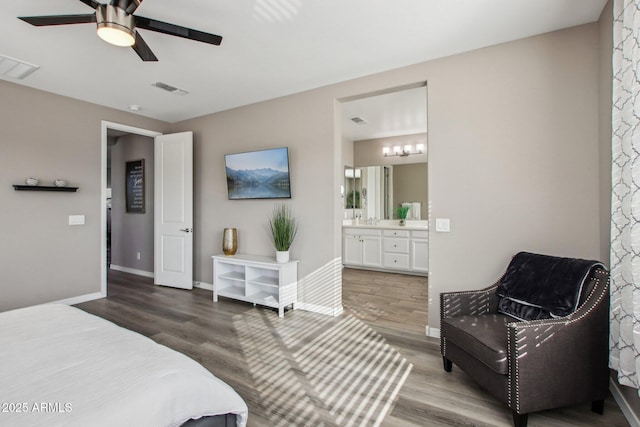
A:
[136,252,141,260]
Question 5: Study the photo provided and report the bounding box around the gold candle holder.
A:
[222,228,238,255]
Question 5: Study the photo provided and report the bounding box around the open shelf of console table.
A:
[212,254,298,318]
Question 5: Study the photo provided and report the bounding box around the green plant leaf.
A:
[395,205,410,220]
[268,203,298,251]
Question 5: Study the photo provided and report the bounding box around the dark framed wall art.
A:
[125,159,145,213]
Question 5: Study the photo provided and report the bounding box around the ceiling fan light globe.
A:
[97,25,135,47]
[96,4,135,47]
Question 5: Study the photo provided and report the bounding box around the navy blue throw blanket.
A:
[496,252,604,321]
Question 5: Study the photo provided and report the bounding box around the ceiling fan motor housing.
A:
[96,4,135,46]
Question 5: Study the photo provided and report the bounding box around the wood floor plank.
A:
[73,268,629,427]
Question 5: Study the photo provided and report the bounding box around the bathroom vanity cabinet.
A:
[343,224,428,275]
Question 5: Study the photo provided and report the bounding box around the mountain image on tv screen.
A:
[225,147,291,199]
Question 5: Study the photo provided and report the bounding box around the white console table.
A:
[212,254,298,318]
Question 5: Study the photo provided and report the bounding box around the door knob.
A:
[180,227,193,233]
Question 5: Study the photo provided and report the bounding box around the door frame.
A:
[100,121,163,296]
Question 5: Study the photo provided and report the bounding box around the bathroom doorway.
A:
[339,83,429,335]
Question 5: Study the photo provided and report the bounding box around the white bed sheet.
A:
[0,304,248,427]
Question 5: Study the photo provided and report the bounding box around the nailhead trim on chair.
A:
[508,326,514,409]
[440,282,501,357]
[440,293,447,355]
[506,268,609,415]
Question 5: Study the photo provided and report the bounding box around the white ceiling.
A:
[341,86,427,141]
[1,0,607,124]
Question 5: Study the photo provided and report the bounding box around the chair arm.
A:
[440,281,501,319]
[506,271,610,415]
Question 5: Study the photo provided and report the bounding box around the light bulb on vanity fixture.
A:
[383,143,425,157]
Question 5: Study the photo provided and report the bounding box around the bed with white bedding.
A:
[0,304,248,427]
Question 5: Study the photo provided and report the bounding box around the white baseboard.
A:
[296,302,343,317]
[194,281,213,291]
[610,377,640,427]
[427,325,440,338]
[53,291,106,306]
[110,265,154,278]
[427,326,440,339]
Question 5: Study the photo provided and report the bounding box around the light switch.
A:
[435,218,450,232]
[68,215,85,225]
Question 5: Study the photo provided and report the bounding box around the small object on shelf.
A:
[268,203,298,263]
[54,179,66,187]
[222,228,238,255]
[25,177,38,186]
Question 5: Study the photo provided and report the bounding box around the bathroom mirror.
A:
[347,163,427,220]
[344,165,361,209]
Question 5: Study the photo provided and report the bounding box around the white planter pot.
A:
[276,250,290,263]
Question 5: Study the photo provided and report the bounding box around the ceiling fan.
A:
[18,0,223,62]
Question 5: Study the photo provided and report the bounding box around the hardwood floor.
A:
[75,268,629,427]
[342,267,428,335]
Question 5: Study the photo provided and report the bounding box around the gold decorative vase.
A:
[222,228,238,255]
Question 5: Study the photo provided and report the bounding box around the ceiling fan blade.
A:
[110,0,143,15]
[78,0,101,9]
[18,14,96,26]
[134,16,222,46]
[132,31,158,61]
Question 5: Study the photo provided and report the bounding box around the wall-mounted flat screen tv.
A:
[225,147,292,200]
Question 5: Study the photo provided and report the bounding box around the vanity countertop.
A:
[342,219,428,231]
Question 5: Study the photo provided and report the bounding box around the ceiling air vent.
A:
[0,54,39,79]
[151,81,189,96]
[350,116,367,125]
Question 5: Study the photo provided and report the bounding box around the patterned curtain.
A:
[610,0,640,390]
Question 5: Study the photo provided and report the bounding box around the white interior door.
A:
[154,132,193,289]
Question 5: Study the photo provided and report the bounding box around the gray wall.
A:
[1,21,605,327]
[421,23,601,329]
[0,81,168,312]
[172,92,342,312]
[599,1,613,268]
[110,134,155,273]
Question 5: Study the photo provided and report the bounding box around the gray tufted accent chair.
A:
[440,256,610,427]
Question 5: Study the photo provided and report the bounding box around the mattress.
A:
[0,304,248,427]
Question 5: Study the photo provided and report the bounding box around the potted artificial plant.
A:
[268,203,298,263]
[396,205,410,226]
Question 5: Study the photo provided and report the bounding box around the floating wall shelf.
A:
[13,185,78,192]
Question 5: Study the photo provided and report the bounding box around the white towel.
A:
[412,202,421,219]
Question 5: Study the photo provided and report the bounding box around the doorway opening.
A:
[100,121,162,296]
[107,130,155,276]
[338,83,429,335]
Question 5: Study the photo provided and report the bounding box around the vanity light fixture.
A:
[383,144,425,157]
